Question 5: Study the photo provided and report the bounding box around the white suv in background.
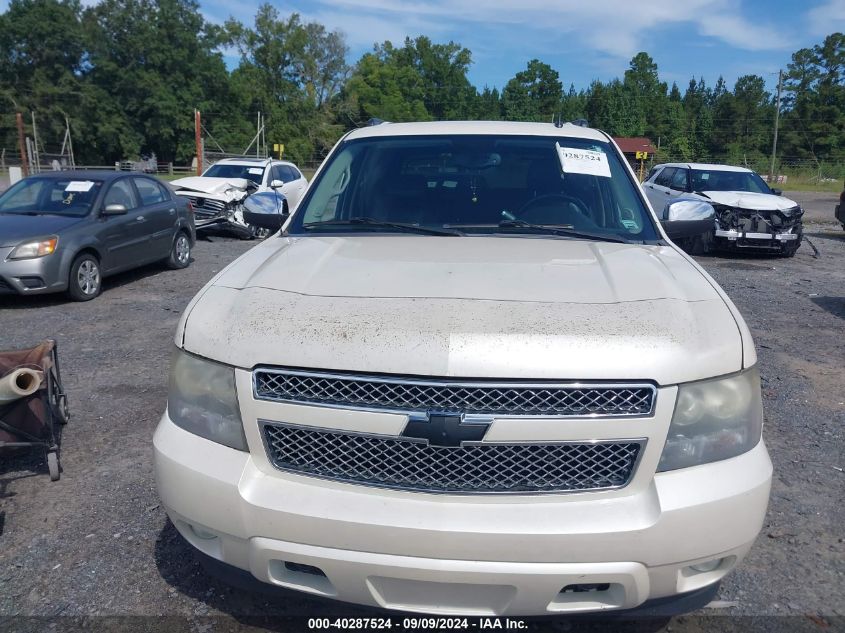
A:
[202,158,309,209]
[643,162,803,256]
[155,122,772,617]
[171,158,309,238]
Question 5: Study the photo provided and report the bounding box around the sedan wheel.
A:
[166,232,192,269]
[67,254,102,301]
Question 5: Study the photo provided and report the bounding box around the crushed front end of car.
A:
[712,203,803,256]
[171,176,258,239]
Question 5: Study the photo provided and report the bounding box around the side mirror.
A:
[660,198,715,241]
[242,191,289,232]
[102,203,128,215]
[771,188,782,196]
[270,179,285,189]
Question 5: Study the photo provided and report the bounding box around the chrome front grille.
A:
[262,422,642,494]
[253,369,655,417]
[183,195,228,218]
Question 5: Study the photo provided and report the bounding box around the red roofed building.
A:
[613,137,657,157]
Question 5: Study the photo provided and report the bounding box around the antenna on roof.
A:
[570,118,589,127]
[366,118,387,127]
[553,113,564,128]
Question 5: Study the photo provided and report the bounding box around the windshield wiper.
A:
[302,217,463,236]
[495,220,629,243]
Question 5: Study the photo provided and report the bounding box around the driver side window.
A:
[655,167,675,188]
[670,168,689,192]
[103,179,139,210]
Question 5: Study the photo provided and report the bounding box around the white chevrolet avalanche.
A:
[154,121,772,617]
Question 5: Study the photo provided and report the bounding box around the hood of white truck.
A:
[701,190,798,211]
[180,235,744,384]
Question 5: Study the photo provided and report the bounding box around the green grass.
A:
[778,179,842,193]
[156,173,194,182]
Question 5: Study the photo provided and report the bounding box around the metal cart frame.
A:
[0,339,70,481]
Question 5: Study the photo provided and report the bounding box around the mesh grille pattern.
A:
[262,423,642,493]
[184,196,227,218]
[254,370,654,417]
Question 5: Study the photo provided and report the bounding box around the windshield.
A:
[691,169,772,194]
[288,135,659,241]
[203,163,265,185]
[0,177,104,217]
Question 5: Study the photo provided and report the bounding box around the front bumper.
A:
[0,246,66,295]
[154,412,772,616]
[714,228,800,251]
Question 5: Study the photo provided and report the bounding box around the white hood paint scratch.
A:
[181,235,743,384]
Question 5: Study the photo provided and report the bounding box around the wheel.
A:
[57,393,70,424]
[780,233,802,258]
[247,224,271,240]
[166,232,192,269]
[47,451,60,481]
[67,253,101,301]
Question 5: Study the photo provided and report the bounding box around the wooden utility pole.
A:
[195,109,202,176]
[30,111,40,174]
[16,112,28,177]
[770,69,782,184]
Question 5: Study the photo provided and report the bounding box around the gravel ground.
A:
[0,204,843,633]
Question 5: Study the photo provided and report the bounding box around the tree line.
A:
[1,0,843,169]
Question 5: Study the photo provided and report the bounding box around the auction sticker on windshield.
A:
[556,143,610,178]
[65,181,95,192]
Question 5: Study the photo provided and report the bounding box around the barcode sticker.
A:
[556,144,611,178]
[248,168,263,175]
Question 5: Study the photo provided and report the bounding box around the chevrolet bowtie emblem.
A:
[402,411,491,447]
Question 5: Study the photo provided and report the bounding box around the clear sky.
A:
[4,0,844,94]
[201,0,845,94]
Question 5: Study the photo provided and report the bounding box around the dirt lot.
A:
[0,196,843,633]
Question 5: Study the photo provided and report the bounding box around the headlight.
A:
[9,236,58,259]
[781,205,802,217]
[658,367,762,471]
[167,348,247,451]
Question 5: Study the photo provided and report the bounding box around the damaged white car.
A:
[644,163,803,256]
[171,158,308,239]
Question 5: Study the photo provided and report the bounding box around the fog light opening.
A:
[689,558,723,573]
[190,524,218,540]
[560,583,611,594]
[284,561,327,577]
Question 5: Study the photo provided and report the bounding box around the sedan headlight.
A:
[9,236,58,259]
[167,348,247,451]
[658,367,762,471]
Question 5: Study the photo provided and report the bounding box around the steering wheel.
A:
[517,193,591,219]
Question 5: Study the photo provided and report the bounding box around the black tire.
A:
[166,231,192,269]
[247,224,271,240]
[780,234,802,258]
[67,253,102,301]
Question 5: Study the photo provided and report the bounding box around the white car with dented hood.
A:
[154,121,772,616]
[170,157,308,239]
[643,162,803,256]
